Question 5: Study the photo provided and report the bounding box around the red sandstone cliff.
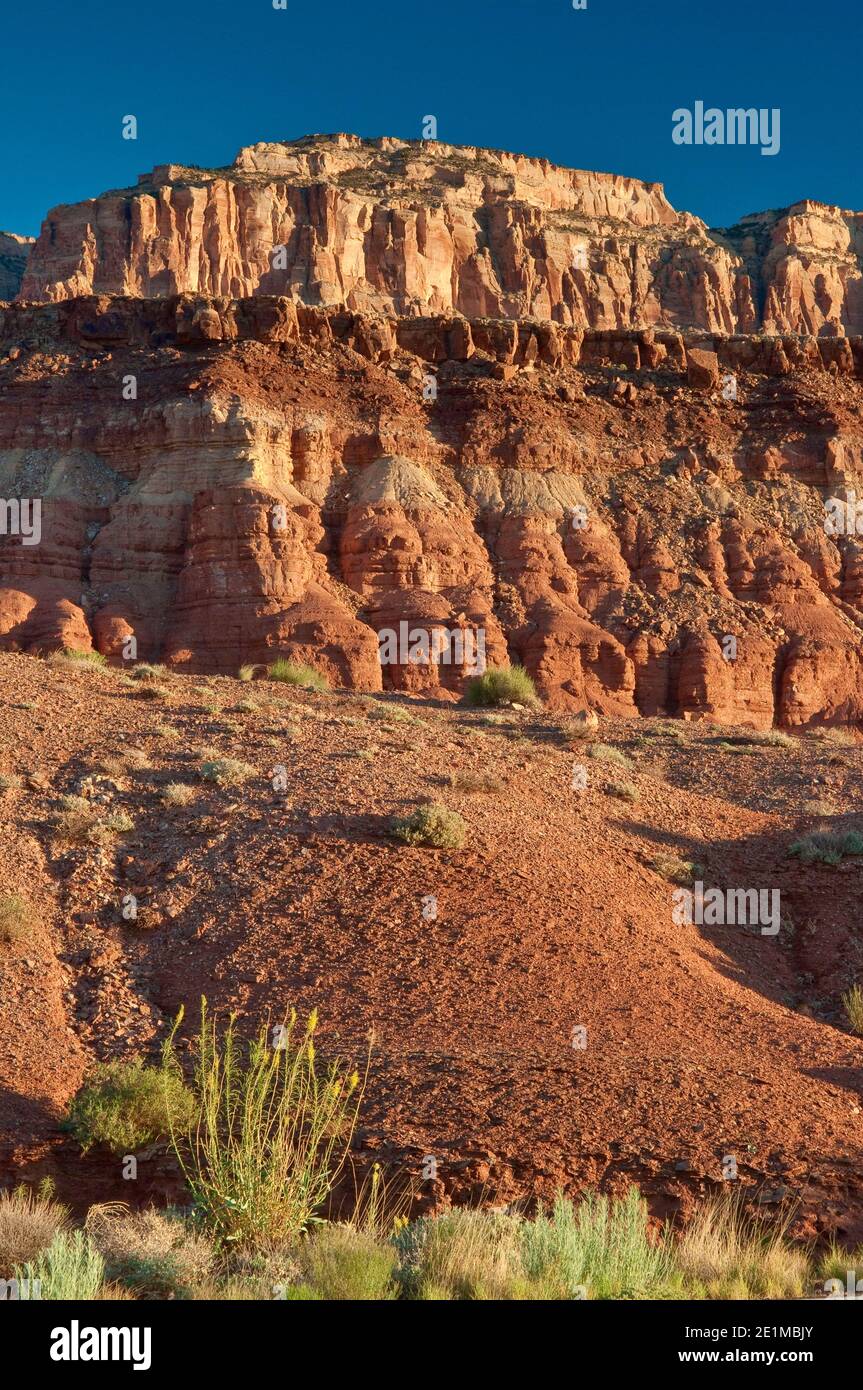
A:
[15,135,863,337]
[3,294,863,726]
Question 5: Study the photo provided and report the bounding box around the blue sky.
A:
[3,0,859,236]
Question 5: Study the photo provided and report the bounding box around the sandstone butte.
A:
[3,134,863,727]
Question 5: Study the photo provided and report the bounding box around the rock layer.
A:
[3,295,863,725]
[13,132,857,337]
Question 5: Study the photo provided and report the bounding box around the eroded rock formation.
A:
[0,232,33,300]
[2,292,863,725]
[14,133,863,337]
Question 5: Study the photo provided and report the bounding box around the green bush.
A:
[588,743,632,769]
[199,757,255,786]
[268,660,329,692]
[299,1224,398,1300]
[67,1059,198,1154]
[16,1229,105,1300]
[464,665,538,708]
[129,663,167,682]
[59,648,107,667]
[389,803,466,849]
[789,831,863,866]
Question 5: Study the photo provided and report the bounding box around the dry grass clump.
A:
[85,1205,215,1298]
[0,1183,70,1274]
[199,757,256,786]
[96,748,150,777]
[129,663,168,682]
[150,722,180,740]
[812,727,857,747]
[268,659,329,692]
[842,984,863,1035]
[389,803,466,849]
[52,797,133,846]
[675,1195,808,1299]
[369,704,426,727]
[446,771,504,795]
[298,1224,399,1301]
[161,783,197,807]
[788,830,863,866]
[464,665,538,709]
[607,781,639,803]
[0,893,36,946]
[49,648,107,669]
[0,773,22,792]
[588,743,632,769]
[650,854,703,885]
[135,684,170,701]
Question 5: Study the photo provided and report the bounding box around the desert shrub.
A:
[446,772,504,795]
[299,1224,399,1300]
[588,743,632,769]
[199,757,255,786]
[56,648,107,667]
[0,1182,69,1274]
[842,984,863,1035]
[0,773,22,792]
[521,1189,674,1300]
[136,684,170,701]
[813,727,857,747]
[129,664,167,682]
[67,1059,197,1155]
[268,660,329,692]
[607,781,639,803]
[85,1205,214,1298]
[788,831,863,866]
[674,1194,809,1299]
[398,1210,524,1300]
[389,803,466,849]
[464,665,538,709]
[161,783,196,807]
[164,1003,364,1246]
[16,1229,105,1300]
[720,729,794,750]
[369,704,425,727]
[98,749,149,776]
[0,893,36,947]
[151,722,179,740]
[651,854,702,885]
[237,664,258,682]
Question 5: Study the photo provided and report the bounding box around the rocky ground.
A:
[0,652,861,1243]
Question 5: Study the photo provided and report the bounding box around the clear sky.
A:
[3,0,859,237]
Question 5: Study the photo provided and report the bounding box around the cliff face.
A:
[3,293,863,726]
[0,232,33,300]
[17,133,756,330]
[16,134,863,336]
